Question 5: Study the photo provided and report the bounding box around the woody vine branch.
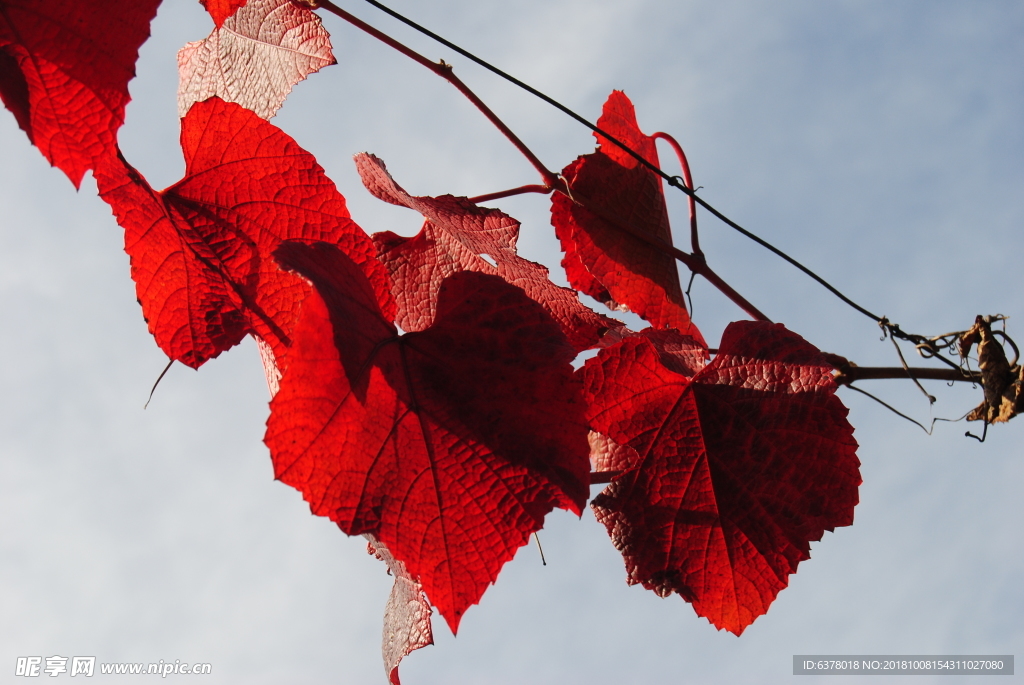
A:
[317,0,1009,403]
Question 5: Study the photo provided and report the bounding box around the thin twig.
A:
[844,384,976,437]
[844,384,933,434]
[889,336,936,404]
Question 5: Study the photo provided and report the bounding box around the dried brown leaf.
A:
[961,316,1021,423]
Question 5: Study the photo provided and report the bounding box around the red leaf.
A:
[637,326,709,377]
[588,431,638,474]
[0,0,161,186]
[179,0,335,120]
[551,91,702,342]
[199,0,248,27]
[356,153,619,351]
[94,97,388,369]
[590,328,708,475]
[366,535,434,685]
[582,321,860,634]
[264,241,590,631]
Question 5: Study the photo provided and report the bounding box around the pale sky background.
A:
[1,1,1023,683]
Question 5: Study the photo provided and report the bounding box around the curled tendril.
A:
[992,329,1020,367]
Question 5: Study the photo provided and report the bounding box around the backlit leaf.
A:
[366,534,434,685]
[179,0,335,119]
[199,0,249,27]
[0,0,161,186]
[552,91,702,342]
[357,153,619,351]
[95,97,387,368]
[265,241,590,631]
[583,321,860,634]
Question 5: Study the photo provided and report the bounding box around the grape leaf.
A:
[582,321,860,634]
[366,535,434,685]
[0,0,161,186]
[199,0,248,27]
[95,97,388,369]
[590,328,708,475]
[588,431,637,474]
[356,153,619,351]
[551,91,702,342]
[264,241,590,631]
[637,326,709,377]
[256,335,283,397]
[179,0,335,120]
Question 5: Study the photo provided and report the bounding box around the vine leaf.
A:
[365,535,434,685]
[552,91,703,343]
[588,431,637,474]
[199,0,249,27]
[95,97,388,369]
[589,328,708,474]
[0,0,162,186]
[179,0,335,120]
[356,153,620,351]
[264,241,590,632]
[582,321,860,634]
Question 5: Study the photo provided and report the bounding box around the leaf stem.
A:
[652,132,701,258]
[468,184,552,204]
[144,358,175,409]
[316,1,559,187]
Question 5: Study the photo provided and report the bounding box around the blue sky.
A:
[2,1,1022,683]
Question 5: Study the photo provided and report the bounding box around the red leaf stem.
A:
[652,131,701,257]
[467,184,552,205]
